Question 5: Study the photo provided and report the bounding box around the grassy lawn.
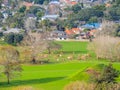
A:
[56,41,88,54]
[0,61,120,90]
[0,41,120,90]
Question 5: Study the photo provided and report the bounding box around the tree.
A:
[19,6,26,13]
[88,16,98,24]
[116,26,120,37]
[36,11,44,19]
[95,64,120,90]
[96,21,118,37]
[24,18,36,31]
[0,0,3,9]
[20,32,49,63]
[105,6,120,20]
[0,46,22,84]
[115,0,120,5]
[88,36,120,61]
[4,33,14,45]
[47,41,62,54]
[4,33,23,45]
[0,32,3,37]
[0,12,3,19]
[41,19,51,31]
[5,13,25,28]
[71,4,81,13]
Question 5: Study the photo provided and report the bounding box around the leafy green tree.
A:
[69,8,103,21]
[115,0,120,5]
[72,4,81,13]
[4,33,23,45]
[0,12,3,19]
[105,6,120,20]
[95,64,120,90]
[36,11,44,19]
[19,6,26,13]
[0,0,3,9]
[93,5,106,11]
[0,46,22,84]
[6,13,25,28]
[4,33,14,45]
[14,34,23,44]
[88,16,98,23]
[0,32,3,37]
[41,19,51,31]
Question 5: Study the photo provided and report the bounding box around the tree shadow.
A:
[0,77,65,87]
[54,50,88,54]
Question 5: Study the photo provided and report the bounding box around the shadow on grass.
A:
[54,51,88,54]
[0,77,65,87]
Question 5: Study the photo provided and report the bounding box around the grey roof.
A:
[27,14,36,18]
[3,28,21,34]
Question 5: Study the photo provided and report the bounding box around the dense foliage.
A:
[4,33,23,45]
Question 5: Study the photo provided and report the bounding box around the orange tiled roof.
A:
[65,29,74,35]
[65,28,80,35]
[70,1,77,5]
[106,3,111,7]
[64,0,77,5]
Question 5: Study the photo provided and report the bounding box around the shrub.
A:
[88,36,120,61]
[64,81,120,90]
[4,33,23,45]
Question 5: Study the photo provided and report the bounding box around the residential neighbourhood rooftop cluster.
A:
[0,0,120,40]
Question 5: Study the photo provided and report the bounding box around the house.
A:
[3,28,21,34]
[23,1,34,10]
[79,0,106,8]
[26,14,37,20]
[42,1,60,21]
[51,30,67,40]
[41,15,59,21]
[49,1,60,5]
[105,3,112,7]
[89,29,97,37]
[46,1,60,15]
[65,28,81,35]
[59,0,78,6]
[81,23,101,29]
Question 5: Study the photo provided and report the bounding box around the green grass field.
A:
[0,41,120,90]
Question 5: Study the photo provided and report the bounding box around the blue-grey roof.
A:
[81,23,101,29]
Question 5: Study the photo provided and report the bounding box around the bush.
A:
[88,36,120,61]
[64,81,120,90]
[94,64,120,90]
[4,33,23,45]
[0,32,3,37]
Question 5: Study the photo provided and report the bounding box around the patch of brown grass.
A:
[64,81,95,90]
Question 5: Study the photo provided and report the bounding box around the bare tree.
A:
[47,41,62,54]
[24,18,36,31]
[96,21,118,37]
[0,45,22,84]
[20,32,49,63]
[88,36,120,61]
